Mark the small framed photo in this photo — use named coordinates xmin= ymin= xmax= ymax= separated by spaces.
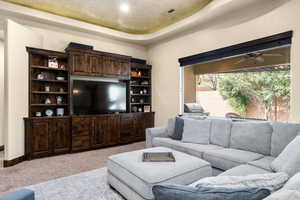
xmin=48 ymin=57 xmax=58 ymax=68
xmin=144 ymin=105 xmax=151 ymax=112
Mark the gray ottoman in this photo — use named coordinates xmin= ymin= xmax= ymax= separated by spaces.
xmin=107 ymin=147 xmax=212 ymax=200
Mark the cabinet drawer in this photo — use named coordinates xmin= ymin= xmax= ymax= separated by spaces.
xmin=72 ymin=135 xmax=90 ymax=152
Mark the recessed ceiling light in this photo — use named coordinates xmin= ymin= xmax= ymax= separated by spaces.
xmin=120 ymin=3 xmax=130 ymax=13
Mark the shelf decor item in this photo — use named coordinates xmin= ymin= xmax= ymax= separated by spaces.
xmin=37 ymin=73 xmax=45 ymax=80
xmin=35 ymin=112 xmax=42 ymax=117
xmin=48 ymin=57 xmax=58 ymax=68
xmin=138 ymin=108 xmax=143 ymax=112
xmin=45 ymin=98 xmax=51 ymax=104
xmin=143 ymin=89 xmax=148 ymax=94
xmin=132 ymin=106 xmax=138 ymax=112
xmin=56 ymin=108 xmax=64 ymax=116
xmin=45 ymin=86 xmax=50 ymax=92
xmin=59 ymin=64 xmax=66 ymax=70
xmin=144 ymin=105 xmax=151 ymax=113
xmin=56 ymin=76 xmax=65 ymax=81
xmin=59 ymin=88 xmax=64 ymax=92
xmin=56 ymin=96 xmax=63 ymax=104
xmin=141 ymin=80 xmax=149 ymax=85
xmin=45 ymin=109 xmax=54 ymax=117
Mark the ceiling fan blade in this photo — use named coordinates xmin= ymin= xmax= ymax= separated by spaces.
xmin=234 ymin=57 xmax=247 ymax=65
xmin=262 ymin=53 xmax=284 ymax=57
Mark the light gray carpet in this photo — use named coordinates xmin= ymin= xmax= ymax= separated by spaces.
xmin=26 ymin=168 xmax=124 ymax=200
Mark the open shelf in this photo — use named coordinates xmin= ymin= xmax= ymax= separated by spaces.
xmin=131 ymin=94 xmax=151 ymax=96
xmin=130 ymin=85 xmax=150 ymax=87
xmin=31 ymin=65 xmax=68 ymax=72
xmin=28 ymin=47 xmax=70 ymax=118
xmin=30 ymin=116 xmax=70 ymax=119
xmin=32 ymin=91 xmax=69 ymax=94
xmin=131 ymin=76 xmax=150 ymax=79
xmin=32 ymin=79 xmax=68 ymax=83
xmin=130 ymin=103 xmax=151 ymax=105
xmin=31 ymin=104 xmax=68 ymax=107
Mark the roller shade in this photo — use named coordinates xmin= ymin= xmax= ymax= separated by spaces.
xmin=179 ymin=31 xmax=293 ymax=67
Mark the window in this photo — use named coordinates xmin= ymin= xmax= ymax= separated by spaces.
xmin=182 ymin=45 xmax=291 ymax=122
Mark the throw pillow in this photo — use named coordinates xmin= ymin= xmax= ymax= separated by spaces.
xmin=271 ymin=135 xmax=300 ymax=177
xmin=195 ymin=172 xmax=289 ymax=192
xmin=152 ymin=184 xmax=270 ymax=200
xmin=167 ymin=117 xmax=176 ymax=137
xmin=169 ymin=117 xmax=184 ymax=140
xmin=181 ymin=119 xmax=211 ymax=144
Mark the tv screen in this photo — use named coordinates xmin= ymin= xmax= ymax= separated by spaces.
xmin=72 ymin=80 xmax=126 ymax=115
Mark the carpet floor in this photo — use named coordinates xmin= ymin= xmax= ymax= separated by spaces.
xmin=0 ymin=142 xmax=145 ymax=196
xmin=26 ymin=168 xmax=123 ymax=200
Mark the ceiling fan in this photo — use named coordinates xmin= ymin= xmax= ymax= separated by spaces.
xmin=234 ymin=52 xmax=285 ymax=65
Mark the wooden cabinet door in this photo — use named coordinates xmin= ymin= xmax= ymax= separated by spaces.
xmin=120 ymin=113 xmax=135 ymax=144
xmin=30 ymin=119 xmax=52 ymax=158
xmin=91 ymin=115 xmax=120 ymax=147
xmin=102 ymin=56 xmax=113 ymax=75
xmin=133 ymin=113 xmax=154 ymax=141
xmin=70 ymin=52 xmax=90 ymax=75
xmin=111 ymin=58 xmax=121 ymax=76
xmin=120 ymin=60 xmax=131 ymax=79
xmin=51 ymin=119 xmax=70 ymax=154
xmin=72 ymin=117 xmax=92 ymax=136
xmin=90 ymin=54 xmax=103 ymax=75
xmin=71 ymin=117 xmax=92 ymax=151
xmin=91 ymin=116 xmax=107 ymax=148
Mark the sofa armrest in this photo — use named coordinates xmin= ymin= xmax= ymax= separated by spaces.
xmin=146 ymin=127 xmax=169 ymax=148
xmin=0 ymin=189 xmax=34 ymax=200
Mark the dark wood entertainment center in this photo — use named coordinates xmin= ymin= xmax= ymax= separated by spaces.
xmin=24 ymin=45 xmax=154 ymax=160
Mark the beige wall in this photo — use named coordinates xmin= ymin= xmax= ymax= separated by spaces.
xmin=184 ymin=66 xmax=196 ymax=103
xmin=31 ymin=26 xmax=147 ymax=59
xmin=4 ymin=21 xmax=147 ymax=161
xmin=0 ymin=40 xmax=4 ymax=147
xmin=148 ymin=0 xmax=300 ymax=126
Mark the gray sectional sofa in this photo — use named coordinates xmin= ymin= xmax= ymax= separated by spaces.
xmin=146 ymin=116 xmax=300 ymax=196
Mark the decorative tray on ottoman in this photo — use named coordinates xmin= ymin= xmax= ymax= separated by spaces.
xmin=142 ymin=152 xmax=176 ymax=162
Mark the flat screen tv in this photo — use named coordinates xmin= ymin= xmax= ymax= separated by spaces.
xmin=72 ymin=80 xmax=127 ymax=115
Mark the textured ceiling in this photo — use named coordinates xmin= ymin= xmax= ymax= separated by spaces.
xmin=0 ymin=0 xmax=213 ymax=34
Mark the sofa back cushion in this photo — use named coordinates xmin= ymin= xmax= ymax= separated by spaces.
xmin=210 ymin=118 xmax=232 ymax=148
xmin=182 ymin=119 xmax=211 ymax=144
xmin=271 ymin=135 xmax=300 ymax=177
xmin=230 ymin=121 xmax=273 ymax=155
xmin=270 ymin=122 xmax=300 ymax=157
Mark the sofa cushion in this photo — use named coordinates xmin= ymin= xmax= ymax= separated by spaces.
xmin=210 ymin=118 xmax=232 ymax=148
xmin=152 ymin=137 xmax=223 ymax=158
xmin=271 ymin=122 xmax=300 ymax=157
xmin=264 ymin=189 xmax=300 ymax=200
xmin=271 ymin=135 xmax=300 ymax=177
xmin=230 ymin=121 xmax=273 ymax=155
xmin=264 ymin=172 xmax=300 ymax=200
xmin=203 ymin=148 xmax=264 ymax=170
xmin=195 ymin=171 xmax=288 ymax=192
xmin=248 ymin=156 xmax=275 ymax=171
xmin=284 ymin=172 xmax=300 ymax=191
xmin=107 ymin=147 xmax=212 ymax=200
xmin=182 ymin=119 xmax=211 ymax=144
xmin=219 ymin=165 xmax=272 ymax=177
xmin=152 ymin=184 xmax=270 ymax=200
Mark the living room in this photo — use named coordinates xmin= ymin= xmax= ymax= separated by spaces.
xmin=1 ymin=0 xmax=300 ymax=200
